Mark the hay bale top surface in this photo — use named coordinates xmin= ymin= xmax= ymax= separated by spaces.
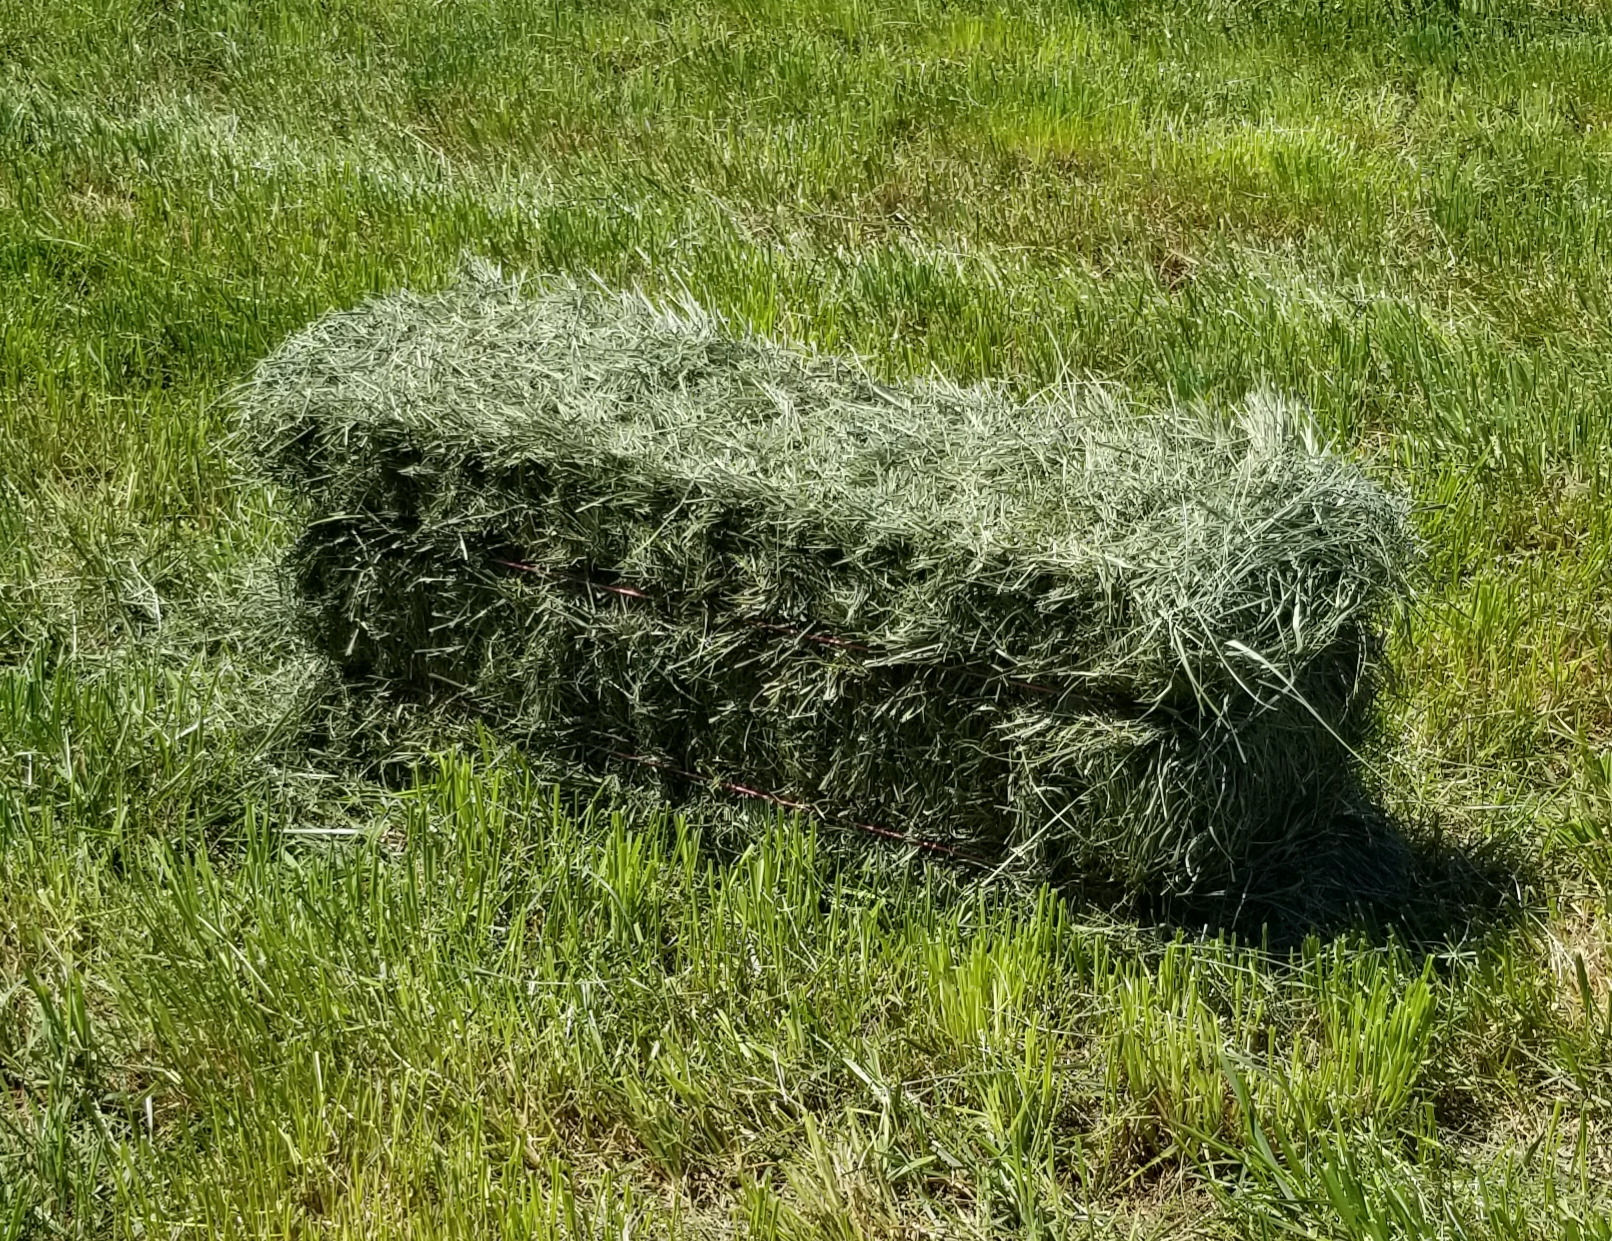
xmin=246 ymin=273 xmax=1411 ymax=704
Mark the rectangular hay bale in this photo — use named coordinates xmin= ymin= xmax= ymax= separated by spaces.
xmin=244 ymin=272 xmax=1413 ymax=891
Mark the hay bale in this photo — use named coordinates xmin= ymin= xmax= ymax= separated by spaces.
xmin=245 ymin=271 xmax=1413 ymax=891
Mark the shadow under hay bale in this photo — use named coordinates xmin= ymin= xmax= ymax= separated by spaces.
xmin=243 ymin=270 xmax=1416 ymax=896
xmin=1122 ymin=797 xmax=1524 ymax=950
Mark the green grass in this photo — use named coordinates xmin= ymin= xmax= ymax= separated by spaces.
xmin=1 ymin=0 xmax=1609 ymax=1235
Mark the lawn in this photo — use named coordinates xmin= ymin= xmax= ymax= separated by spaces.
xmin=2 ymin=0 xmax=1610 ymax=1236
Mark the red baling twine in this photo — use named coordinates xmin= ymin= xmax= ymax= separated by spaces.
xmin=493 ymin=557 xmax=991 ymax=866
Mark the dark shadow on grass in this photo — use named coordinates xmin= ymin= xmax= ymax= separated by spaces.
xmin=1100 ymin=795 xmax=1529 ymax=953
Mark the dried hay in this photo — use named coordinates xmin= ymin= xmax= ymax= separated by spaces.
xmin=243 ymin=271 xmax=1414 ymax=891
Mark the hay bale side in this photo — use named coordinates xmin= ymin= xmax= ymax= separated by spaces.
xmin=245 ymin=272 xmax=1414 ymax=891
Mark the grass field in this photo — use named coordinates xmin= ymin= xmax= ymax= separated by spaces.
xmin=2 ymin=0 xmax=1611 ymax=1235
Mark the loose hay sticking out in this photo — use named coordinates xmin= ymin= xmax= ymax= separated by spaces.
xmin=244 ymin=271 xmax=1414 ymax=892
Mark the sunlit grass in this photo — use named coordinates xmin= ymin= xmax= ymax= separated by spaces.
xmin=2 ymin=0 xmax=1610 ymax=1235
